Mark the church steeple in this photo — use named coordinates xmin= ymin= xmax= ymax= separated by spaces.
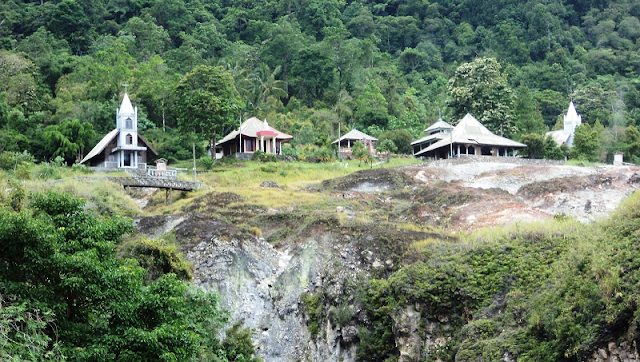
xmin=119 ymin=93 xmax=135 ymax=115
xmin=563 ymin=101 xmax=582 ymax=135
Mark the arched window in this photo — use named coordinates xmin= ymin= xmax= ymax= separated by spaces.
xmin=125 ymin=117 xmax=132 ymax=129
xmin=126 ymin=134 xmax=133 ymax=145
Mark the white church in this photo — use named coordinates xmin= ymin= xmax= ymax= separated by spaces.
xmin=81 ymin=92 xmax=157 ymax=168
xmin=546 ymin=101 xmax=582 ymax=147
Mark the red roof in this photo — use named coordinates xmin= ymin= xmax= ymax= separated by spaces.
xmin=256 ymin=130 xmax=278 ymax=136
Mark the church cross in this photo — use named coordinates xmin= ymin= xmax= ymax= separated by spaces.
xmin=122 ymin=83 xmax=129 ymax=93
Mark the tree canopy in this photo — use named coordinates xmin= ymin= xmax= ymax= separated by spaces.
xmin=0 ymin=0 xmax=639 ymax=162
xmin=0 ymin=191 xmax=259 ymax=361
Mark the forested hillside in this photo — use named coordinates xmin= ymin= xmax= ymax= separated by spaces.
xmin=1 ymin=0 xmax=640 ymax=163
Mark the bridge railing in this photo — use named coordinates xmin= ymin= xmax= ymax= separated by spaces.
xmin=146 ymin=169 xmax=177 ymax=178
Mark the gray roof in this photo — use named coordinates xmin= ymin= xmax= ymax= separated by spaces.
xmin=411 ymin=133 xmax=448 ymax=146
xmin=80 ymin=129 xmax=157 ymax=164
xmin=424 ymin=119 xmax=453 ymax=134
xmin=416 ymin=113 xmax=526 ymax=156
xmin=546 ymin=129 xmax=571 ymax=145
xmin=80 ymin=129 xmax=119 ymax=164
xmin=332 ymin=129 xmax=377 ymax=144
xmin=217 ymin=117 xmax=293 ymax=145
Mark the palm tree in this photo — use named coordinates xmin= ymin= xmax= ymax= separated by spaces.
xmin=218 ymin=60 xmax=255 ymax=111
xmin=251 ymin=63 xmax=288 ymax=111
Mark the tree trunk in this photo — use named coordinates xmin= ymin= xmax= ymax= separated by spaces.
xmin=162 ymin=99 xmax=166 ymax=132
xmin=210 ymin=136 xmax=216 ymax=160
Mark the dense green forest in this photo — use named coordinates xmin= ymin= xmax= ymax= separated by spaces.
xmin=1 ymin=0 xmax=640 ymax=163
xmin=0 ymin=190 xmax=261 ymax=361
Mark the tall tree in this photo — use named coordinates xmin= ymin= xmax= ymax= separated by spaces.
xmin=570 ymin=123 xmax=600 ymax=161
xmin=447 ymin=57 xmax=516 ymax=137
xmin=353 ymin=80 xmax=389 ymax=129
xmin=170 ymin=65 xmax=241 ymax=158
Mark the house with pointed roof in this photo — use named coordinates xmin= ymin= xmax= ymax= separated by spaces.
xmin=546 ymin=101 xmax=582 ymax=147
xmin=411 ymin=118 xmax=454 ymax=155
xmin=215 ymin=117 xmax=293 ymax=157
xmin=81 ymin=93 xmax=157 ymax=168
xmin=332 ymin=129 xmax=378 ymax=156
xmin=414 ymin=113 xmax=526 ymax=159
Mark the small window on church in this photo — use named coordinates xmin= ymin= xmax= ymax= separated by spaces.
xmin=126 ymin=134 xmax=133 ymax=145
xmin=125 ymin=118 xmax=132 ymax=129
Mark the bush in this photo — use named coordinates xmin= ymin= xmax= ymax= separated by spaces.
xmin=281 ymin=146 xmax=297 ymax=156
xmin=313 ymin=147 xmax=335 ymax=163
xmin=200 ymin=156 xmax=216 ymax=170
xmin=71 ymin=163 xmax=90 ymax=174
xmin=378 ymin=129 xmax=413 ymax=154
xmin=0 ymin=151 xmax=35 ymax=170
xmin=35 ymin=162 xmax=61 ymax=180
xmin=252 ymin=150 xmax=277 ymax=162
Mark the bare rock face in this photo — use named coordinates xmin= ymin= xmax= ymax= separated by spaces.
xmin=587 ymin=341 xmax=640 ymax=362
xmin=392 ymin=306 xmax=422 ymax=362
xmin=185 ymin=230 xmax=362 ymax=362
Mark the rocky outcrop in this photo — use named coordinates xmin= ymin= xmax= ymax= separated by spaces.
xmin=588 ymin=342 xmax=640 ymax=362
xmin=184 ymin=228 xmax=366 ymax=362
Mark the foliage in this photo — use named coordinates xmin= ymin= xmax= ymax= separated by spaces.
xmin=0 ymin=297 xmax=65 ymax=362
xmin=0 ymin=151 xmax=34 ymax=171
xmin=252 ymin=150 xmax=277 ymax=163
xmin=301 ymin=292 xmax=323 ymax=339
xmin=520 ymin=133 xmax=544 ymax=159
xmin=118 ymin=235 xmax=192 ymax=282
xmin=378 ymin=129 xmax=413 ymax=155
xmin=171 ymin=65 xmax=241 ymax=156
xmin=543 ymin=135 xmax=566 ymax=160
xmin=351 ymin=141 xmax=369 ymax=166
xmin=447 ymin=57 xmax=516 ymax=137
xmin=0 ymin=191 xmax=261 ymax=361
xmin=0 ymin=0 xmax=638 ymax=164
xmin=571 ymin=123 xmax=600 ymax=161
xmin=377 ymin=139 xmax=397 ymax=162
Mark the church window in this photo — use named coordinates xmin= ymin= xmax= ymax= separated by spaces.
xmin=126 ymin=134 xmax=133 ymax=145
xmin=126 ymin=118 xmax=133 ymax=129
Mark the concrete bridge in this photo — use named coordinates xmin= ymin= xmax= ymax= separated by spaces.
xmin=106 ymin=176 xmax=203 ymax=205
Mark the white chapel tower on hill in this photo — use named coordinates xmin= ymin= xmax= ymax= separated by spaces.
xmin=546 ymin=101 xmax=583 ymax=147
xmin=80 ymin=92 xmax=157 ymax=168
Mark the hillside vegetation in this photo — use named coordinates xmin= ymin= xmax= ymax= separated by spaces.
xmin=1 ymin=0 xmax=640 ymax=165
xmin=3 ymin=158 xmax=640 ymax=361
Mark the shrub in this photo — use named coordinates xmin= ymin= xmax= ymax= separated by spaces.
xmin=200 ymin=156 xmax=216 ymax=170
xmin=35 ymin=162 xmax=61 ymax=180
xmin=281 ymin=146 xmax=297 ymax=156
xmin=0 ymin=151 xmax=35 ymax=171
xmin=252 ymin=150 xmax=277 ymax=162
xmin=71 ymin=163 xmax=90 ymax=174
